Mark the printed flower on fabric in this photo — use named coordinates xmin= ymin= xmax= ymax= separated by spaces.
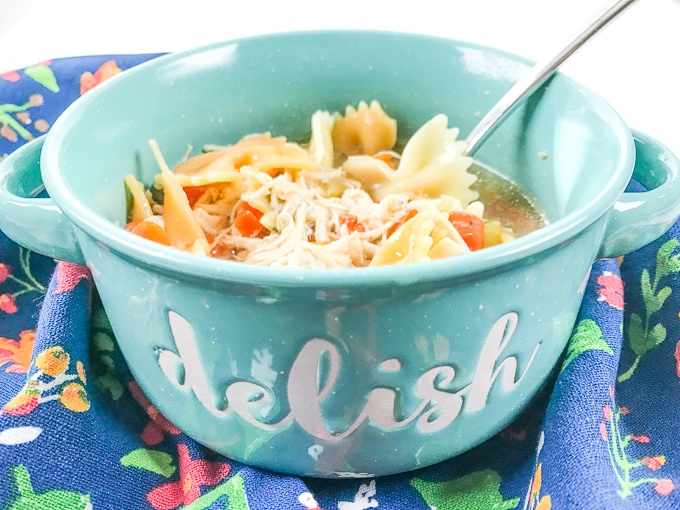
xmin=0 ymin=330 xmax=35 ymax=373
xmin=528 ymin=464 xmax=551 ymax=510
xmin=146 ymin=443 xmax=231 ymax=509
xmin=1 ymin=61 xmax=58 ymax=142
xmin=0 ymin=91 xmax=53 ymax=145
xmin=2 ymin=346 xmax=90 ymax=416
xmin=596 ymin=271 xmax=624 ymax=310
xmin=80 ymin=60 xmax=122 ymax=95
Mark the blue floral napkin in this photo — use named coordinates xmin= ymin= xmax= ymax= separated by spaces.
xmin=1 ymin=55 xmax=680 ymax=510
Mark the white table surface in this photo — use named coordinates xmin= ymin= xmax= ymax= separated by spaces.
xmin=2 ymin=0 xmax=679 ymax=154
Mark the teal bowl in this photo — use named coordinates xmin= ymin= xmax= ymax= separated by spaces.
xmin=1 ymin=31 xmax=680 ymax=477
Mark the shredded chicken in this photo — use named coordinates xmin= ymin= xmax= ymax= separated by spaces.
xmin=131 ymin=101 xmax=510 ymax=268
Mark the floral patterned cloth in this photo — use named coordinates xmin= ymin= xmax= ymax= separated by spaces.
xmin=1 ymin=55 xmax=680 ymax=509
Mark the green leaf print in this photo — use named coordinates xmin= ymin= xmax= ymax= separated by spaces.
xmin=120 ymin=448 xmax=176 ymax=478
xmin=656 ymin=238 xmax=680 ymax=278
xmin=183 ymin=473 xmax=249 ymax=510
xmin=561 ymin=319 xmax=614 ymax=372
xmin=627 ymin=313 xmax=646 ymax=356
xmin=2 ymin=465 xmax=91 ymax=510
xmin=410 ymin=469 xmax=519 ymax=510
xmin=23 ymin=65 xmax=60 ymax=93
xmin=619 ymin=238 xmax=680 ymax=382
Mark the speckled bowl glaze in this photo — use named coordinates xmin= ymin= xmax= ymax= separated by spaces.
xmin=1 ymin=31 xmax=680 ymax=477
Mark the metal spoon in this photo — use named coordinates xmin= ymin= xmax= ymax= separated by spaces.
xmin=464 ymin=0 xmax=640 ymax=156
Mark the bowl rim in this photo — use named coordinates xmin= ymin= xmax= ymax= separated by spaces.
xmin=41 ymin=29 xmax=635 ymax=287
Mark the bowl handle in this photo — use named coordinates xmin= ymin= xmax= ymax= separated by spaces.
xmin=598 ymin=130 xmax=680 ymax=259
xmin=0 ymin=136 xmax=85 ymax=265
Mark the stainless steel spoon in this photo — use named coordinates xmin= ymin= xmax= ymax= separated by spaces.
xmin=464 ymin=0 xmax=640 ymax=156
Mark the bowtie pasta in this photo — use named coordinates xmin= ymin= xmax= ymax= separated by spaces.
xmin=123 ymin=101 xmax=542 ymax=268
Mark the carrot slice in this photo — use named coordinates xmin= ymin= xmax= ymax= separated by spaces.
xmin=125 ymin=220 xmax=170 ymax=245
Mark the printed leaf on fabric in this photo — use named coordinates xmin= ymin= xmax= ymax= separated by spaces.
xmin=600 ymin=387 xmax=676 ymax=498
xmin=182 ymin=474 xmax=249 ymax=510
xmin=619 ymin=239 xmax=680 ymax=382
xmin=22 ymin=65 xmax=60 ymax=93
xmin=0 ymin=250 xmax=48 ymax=315
xmin=1 ymin=465 xmax=91 ymax=509
xmin=120 ymin=448 xmax=177 ymax=478
xmin=561 ymin=319 xmax=614 ymax=372
xmin=410 ymin=469 xmax=520 ymax=509
xmin=90 ymin=307 xmax=125 ymax=401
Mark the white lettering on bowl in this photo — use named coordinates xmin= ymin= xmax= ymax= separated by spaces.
xmin=157 ymin=311 xmax=539 ymax=439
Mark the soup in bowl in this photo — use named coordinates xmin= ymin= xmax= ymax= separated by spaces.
xmin=123 ymin=101 xmax=547 ymax=267
xmin=1 ymin=31 xmax=679 ymax=477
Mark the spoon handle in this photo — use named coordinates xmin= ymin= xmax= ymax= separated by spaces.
xmin=464 ymin=0 xmax=641 ymax=156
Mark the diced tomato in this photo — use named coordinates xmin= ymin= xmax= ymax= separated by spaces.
xmin=210 ymin=242 xmax=232 ymax=259
xmin=339 ymin=214 xmax=365 ymax=233
xmin=234 ymin=202 xmax=268 ymax=238
xmin=241 ymin=202 xmax=264 ymax=219
xmin=183 ymin=185 xmax=207 ymax=208
xmin=125 ymin=220 xmax=170 ymax=245
xmin=448 ymin=211 xmax=485 ymax=251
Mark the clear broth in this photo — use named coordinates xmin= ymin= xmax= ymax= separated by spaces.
xmin=470 ymin=162 xmax=548 ymax=237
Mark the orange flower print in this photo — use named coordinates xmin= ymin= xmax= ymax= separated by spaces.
xmin=0 ymin=330 xmax=35 ymax=373
xmin=59 ymin=382 xmax=91 ymax=412
xmin=80 ymin=60 xmax=122 ymax=95
xmin=35 ymin=346 xmax=70 ymax=377
xmin=640 ymin=456 xmax=666 ymax=471
xmin=1 ymin=345 xmax=90 ymax=416
xmin=528 ymin=463 xmax=551 ymax=510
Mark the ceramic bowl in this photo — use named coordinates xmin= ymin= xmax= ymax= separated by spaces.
xmin=1 ymin=31 xmax=680 ymax=477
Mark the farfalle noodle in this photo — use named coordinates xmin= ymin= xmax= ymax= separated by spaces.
xmin=123 ymin=101 xmax=528 ymax=268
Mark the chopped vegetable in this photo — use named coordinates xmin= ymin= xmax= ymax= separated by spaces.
xmin=234 ymin=203 xmax=268 ymax=238
xmin=183 ymin=185 xmax=207 ymax=208
xmin=125 ymin=220 xmax=169 ymax=245
xmin=448 ymin=211 xmax=485 ymax=251
xmin=149 ymin=140 xmax=211 ymax=256
xmin=124 ymin=174 xmax=153 ymax=222
xmin=339 ymin=214 xmax=366 ymax=233
xmin=124 ymin=103 xmax=542 ymax=268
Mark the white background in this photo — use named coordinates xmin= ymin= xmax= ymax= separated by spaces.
xmin=2 ymin=0 xmax=679 ymax=153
